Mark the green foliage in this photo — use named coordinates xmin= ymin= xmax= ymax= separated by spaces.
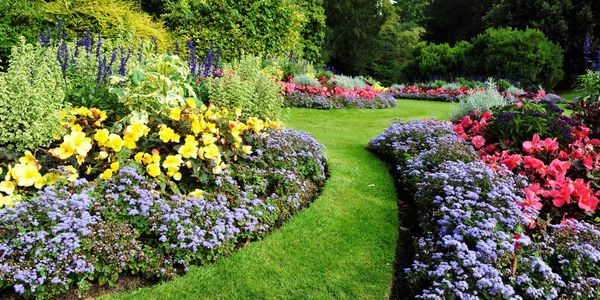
xmin=451 ymin=81 xmax=507 ymax=118
xmin=368 ymin=1 xmax=425 ymax=85
xmin=294 ymin=0 xmax=327 ymax=63
xmin=403 ymin=41 xmax=472 ymax=80
xmin=261 ymin=55 xmax=316 ymax=81
xmin=488 ymin=100 xmax=575 ymax=146
xmin=162 ymin=0 xmax=316 ymax=61
xmin=572 ymin=70 xmax=600 ymax=136
xmin=576 ymin=70 xmax=600 ymax=102
xmin=205 ymin=55 xmax=283 ymax=120
xmin=324 ymin=0 xmax=387 ymax=75
xmin=423 ymin=0 xmax=495 ymax=43
xmin=485 ymin=0 xmax=600 ymax=83
xmin=43 ymin=0 xmax=172 ymax=50
xmin=330 ymin=75 xmax=367 ymax=89
xmin=0 ymin=0 xmax=46 ymax=69
xmin=470 ymin=27 xmax=564 ymax=89
xmin=292 ymin=74 xmax=321 ymax=87
xmin=0 ymin=40 xmax=67 ymax=160
xmin=109 ymin=53 xmax=196 ymax=123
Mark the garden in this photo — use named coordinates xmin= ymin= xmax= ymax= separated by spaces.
xmin=1 ymin=0 xmax=600 ymax=299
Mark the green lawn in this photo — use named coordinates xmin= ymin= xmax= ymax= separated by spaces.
xmin=558 ymin=89 xmax=583 ymax=102
xmin=104 ymin=100 xmax=454 ymax=300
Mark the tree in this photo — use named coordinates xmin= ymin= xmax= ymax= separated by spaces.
xmin=485 ymin=0 xmax=599 ymax=84
xmin=324 ymin=0 xmax=387 ymax=75
xmin=422 ymin=0 xmax=495 ymax=44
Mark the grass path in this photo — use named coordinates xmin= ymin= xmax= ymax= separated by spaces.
xmin=105 ymin=100 xmax=453 ymax=300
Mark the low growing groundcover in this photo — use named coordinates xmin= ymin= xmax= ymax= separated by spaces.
xmin=103 ymin=101 xmax=453 ymax=299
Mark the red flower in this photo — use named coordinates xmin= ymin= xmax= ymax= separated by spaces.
xmin=502 ymin=154 xmax=523 ymax=171
xmin=521 ymin=184 xmax=543 ymax=210
xmin=523 ymin=134 xmax=540 ymax=153
xmin=584 ymin=157 xmax=594 ymax=170
xmin=471 ymin=135 xmax=486 ymax=149
xmin=523 ymin=156 xmax=545 ymax=172
xmin=548 ymin=159 xmax=571 ymax=178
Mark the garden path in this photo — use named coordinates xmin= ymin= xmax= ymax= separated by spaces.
xmin=105 ymin=101 xmax=453 ymax=299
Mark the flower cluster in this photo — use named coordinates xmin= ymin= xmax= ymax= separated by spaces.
xmin=369 ymin=119 xmax=600 ymax=299
xmin=0 ymin=123 xmax=328 ymax=298
xmin=280 ymin=75 xmax=396 ymax=109
xmin=453 ymin=104 xmax=600 ymax=219
xmin=0 ymin=103 xmax=283 ymax=205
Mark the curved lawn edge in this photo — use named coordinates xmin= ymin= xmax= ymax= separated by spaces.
xmin=103 ymin=101 xmax=453 ymax=300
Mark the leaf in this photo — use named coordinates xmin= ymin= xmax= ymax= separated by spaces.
xmin=131 ymin=70 xmax=145 ymax=85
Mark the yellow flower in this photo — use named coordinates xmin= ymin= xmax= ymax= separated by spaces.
xmin=185 ymin=98 xmax=197 ymax=109
xmin=158 ymin=126 xmax=181 ymax=143
xmin=19 ymin=151 xmax=37 ymax=165
xmin=242 ymin=145 xmax=252 ymax=155
xmin=53 ymin=131 xmax=92 ymax=160
xmin=71 ymin=124 xmax=83 ymax=132
xmin=270 ymin=120 xmax=283 ymax=130
xmin=100 ymin=169 xmax=113 ymax=180
xmin=247 ymin=117 xmax=265 ymax=133
xmin=110 ymin=161 xmax=120 ymax=172
xmin=0 ymin=180 xmax=15 ymax=195
xmin=201 ymin=144 xmax=221 ymax=160
xmin=201 ymin=134 xmax=218 ymax=146
xmin=212 ymin=164 xmax=223 ymax=174
xmin=163 ymin=155 xmax=183 ymax=171
xmin=11 ymin=163 xmax=42 ymax=187
xmin=64 ymin=166 xmax=79 ymax=181
xmin=169 ymin=108 xmax=182 ymax=121
xmin=188 ymin=189 xmax=204 ymax=198
xmin=106 ymin=134 xmax=124 ymax=152
xmin=172 ymin=172 xmax=182 ymax=181
xmin=178 ymin=136 xmax=199 ymax=159
xmin=134 ymin=152 xmax=144 ymax=164
xmin=98 ymin=151 xmax=109 ymax=160
xmin=146 ymin=163 xmax=161 ymax=177
xmin=0 ymin=194 xmax=17 ymax=207
xmin=94 ymin=129 xmax=110 ymax=146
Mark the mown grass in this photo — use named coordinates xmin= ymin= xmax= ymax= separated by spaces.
xmin=104 ymin=100 xmax=454 ymax=300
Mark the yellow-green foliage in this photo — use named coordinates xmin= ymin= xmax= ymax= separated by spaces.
xmin=43 ymin=0 xmax=171 ymax=50
xmin=206 ymin=55 xmax=283 ymax=120
xmin=0 ymin=39 xmax=67 ymax=160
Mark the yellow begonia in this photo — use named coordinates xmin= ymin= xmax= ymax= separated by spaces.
xmin=107 ymin=134 xmax=124 ymax=152
xmin=158 ymin=126 xmax=181 ymax=143
xmin=247 ymin=117 xmax=265 ymax=133
xmin=201 ymin=134 xmax=217 ymax=146
xmin=242 ymin=145 xmax=252 ymax=155
xmin=98 ymin=151 xmax=109 ymax=160
xmin=0 ymin=194 xmax=18 ymax=207
xmin=185 ymin=98 xmax=197 ymax=109
xmin=123 ymin=122 xmax=150 ymax=150
xmin=11 ymin=163 xmax=42 ymax=187
xmin=64 ymin=166 xmax=79 ymax=181
xmin=201 ymin=144 xmax=221 ymax=160
xmin=134 ymin=152 xmax=144 ymax=164
xmin=0 ymin=180 xmax=15 ymax=195
xmin=146 ymin=163 xmax=161 ymax=177
xmin=100 ymin=169 xmax=113 ymax=180
xmin=169 ymin=108 xmax=182 ymax=121
xmin=19 ymin=151 xmax=37 ymax=165
xmin=188 ymin=189 xmax=204 ymax=198
xmin=94 ymin=129 xmax=110 ymax=146
xmin=178 ymin=136 xmax=199 ymax=159
xmin=110 ymin=161 xmax=120 ymax=172
xmin=52 ymin=131 xmax=92 ymax=160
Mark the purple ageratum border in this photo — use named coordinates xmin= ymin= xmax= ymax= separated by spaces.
xmin=284 ymin=92 xmax=397 ymax=109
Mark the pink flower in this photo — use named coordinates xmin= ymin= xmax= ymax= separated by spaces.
xmin=502 ymin=154 xmax=523 ymax=171
xmin=521 ymin=183 xmax=544 ymax=210
xmin=471 ymin=135 xmax=486 ymax=149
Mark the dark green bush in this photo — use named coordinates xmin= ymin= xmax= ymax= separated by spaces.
xmin=403 ymin=28 xmax=564 ymax=89
xmin=0 ymin=0 xmax=46 ymax=69
xmin=470 ymin=27 xmax=564 ymax=89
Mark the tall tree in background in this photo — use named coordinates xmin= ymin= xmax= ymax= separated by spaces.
xmin=422 ymin=0 xmax=495 ymax=43
xmin=485 ymin=0 xmax=599 ymax=83
xmin=324 ymin=0 xmax=387 ymax=75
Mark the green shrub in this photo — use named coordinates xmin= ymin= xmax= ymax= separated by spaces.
xmin=0 ymin=0 xmax=46 ymax=69
xmin=0 ymin=40 xmax=67 ymax=161
xmin=470 ymin=28 xmax=564 ymax=89
xmin=331 ymin=75 xmax=367 ymax=89
xmin=292 ymin=74 xmax=321 ymax=87
xmin=205 ymin=55 xmax=283 ymax=120
xmin=451 ymin=81 xmax=507 ymax=118
xmin=404 ymin=41 xmax=472 ymax=80
xmin=294 ymin=0 xmax=326 ymax=63
xmin=162 ymin=0 xmax=312 ymax=61
xmin=43 ymin=0 xmax=172 ymax=50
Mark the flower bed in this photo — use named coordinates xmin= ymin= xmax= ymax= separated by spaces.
xmin=369 ymin=119 xmax=600 ymax=299
xmin=280 ymin=76 xmax=397 ymax=109
xmin=390 ymin=84 xmax=555 ymax=103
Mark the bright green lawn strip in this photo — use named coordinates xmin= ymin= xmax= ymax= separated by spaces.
xmin=558 ymin=89 xmax=583 ymax=102
xmin=104 ymin=100 xmax=453 ymax=300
